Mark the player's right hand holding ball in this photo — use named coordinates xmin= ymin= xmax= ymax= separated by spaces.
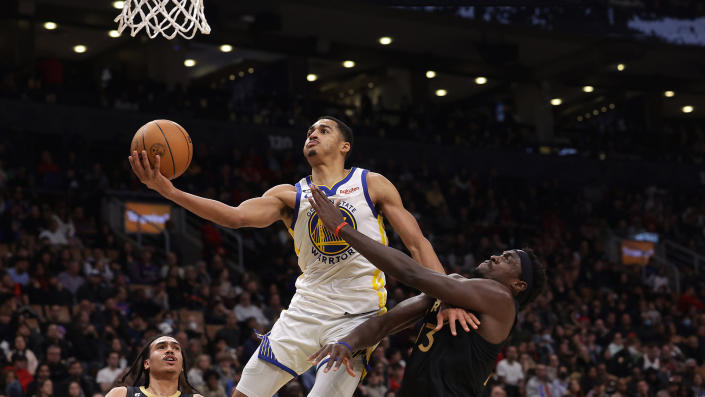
xmin=128 ymin=151 xmax=174 ymax=197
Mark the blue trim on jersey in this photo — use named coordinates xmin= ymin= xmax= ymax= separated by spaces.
xmin=306 ymin=167 xmax=358 ymax=197
xmin=291 ymin=182 xmax=302 ymax=229
xmin=257 ymin=332 xmax=298 ymax=378
xmin=360 ymin=169 xmax=377 ymax=217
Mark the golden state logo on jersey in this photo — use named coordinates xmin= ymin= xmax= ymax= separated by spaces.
xmin=308 ymin=204 xmax=358 ymax=259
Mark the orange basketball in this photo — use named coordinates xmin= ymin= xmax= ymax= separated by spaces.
xmin=130 ymin=119 xmax=193 ymax=180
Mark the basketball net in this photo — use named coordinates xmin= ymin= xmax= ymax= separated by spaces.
xmin=114 ymin=0 xmax=211 ymax=40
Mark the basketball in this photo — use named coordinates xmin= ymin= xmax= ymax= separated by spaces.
xmin=130 ymin=119 xmax=193 ymax=180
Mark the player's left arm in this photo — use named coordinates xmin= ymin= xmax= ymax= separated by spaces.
xmin=367 ymin=172 xmax=478 ymax=335
xmin=367 ymin=172 xmax=444 ymax=272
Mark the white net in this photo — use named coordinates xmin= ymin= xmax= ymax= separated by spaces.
xmin=114 ymin=0 xmax=211 ymax=40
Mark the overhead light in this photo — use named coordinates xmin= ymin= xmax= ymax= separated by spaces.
xmin=617 ymin=63 xmax=625 ymax=71
xmin=609 ymin=103 xmax=615 ymax=109
xmin=43 ymin=22 xmax=57 ymax=30
xmin=475 ymin=76 xmax=487 ymax=85
xmin=238 ymin=71 xmax=245 ymax=77
xmin=577 ymin=115 xmax=583 ymax=122
xmin=112 ymin=1 xmax=125 ymax=9
xmin=229 ymin=74 xmax=235 ymax=81
xmin=664 ymin=90 xmax=675 ymax=97
xmin=378 ymin=36 xmax=393 ymax=45
xmin=306 ymin=74 xmax=318 ymax=82
xmin=592 ymin=109 xmax=599 ymax=116
xmin=426 ymin=70 xmax=436 ymax=79
xmin=248 ymin=67 xmax=254 ymax=74
xmin=342 ymin=60 xmax=355 ymax=68
xmin=108 ymin=30 xmax=120 ymax=38
xmin=73 ymin=45 xmax=87 ymax=53
xmin=550 ymin=98 xmax=562 ymax=106
xmin=682 ymin=105 xmax=694 ymax=113
xmin=184 ymin=59 xmax=196 ymax=67
xmin=601 ymin=106 xmax=607 ymax=112
xmin=585 ymin=113 xmax=591 ymax=119
xmin=435 ymin=89 xmax=447 ymax=97
xmin=219 ymin=44 xmax=233 ymax=53
xmin=348 ymin=89 xmax=355 ymax=95
xmin=582 ymin=85 xmax=594 ymax=93
xmin=368 ymin=82 xmax=374 ymax=88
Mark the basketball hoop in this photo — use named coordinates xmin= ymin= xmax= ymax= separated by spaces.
xmin=114 ymin=0 xmax=211 ymax=40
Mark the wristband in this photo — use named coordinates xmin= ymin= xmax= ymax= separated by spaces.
xmin=334 ymin=222 xmax=349 ymax=237
xmin=337 ymin=341 xmax=353 ymax=353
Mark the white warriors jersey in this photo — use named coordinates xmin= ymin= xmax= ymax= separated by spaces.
xmin=288 ymin=167 xmax=388 ymax=317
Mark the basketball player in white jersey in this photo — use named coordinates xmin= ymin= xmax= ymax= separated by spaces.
xmin=128 ymin=116 xmax=478 ymax=397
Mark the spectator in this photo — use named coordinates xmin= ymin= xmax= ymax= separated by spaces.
xmin=233 ymin=292 xmax=268 ymax=327
xmin=262 ymin=293 xmax=285 ymax=325
xmin=526 ymin=364 xmax=556 ymax=397
xmin=357 ymin=371 xmax=387 ymax=397
xmin=44 ymin=345 xmax=67 ymax=383
xmin=639 ymin=345 xmax=660 ymax=371
xmin=38 ymin=218 xmax=68 ymax=246
xmin=128 ymin=250 xmax=160 ymax=285
xmin=55 ymin=361 xmax=95 ymax=397
xmin=32 ymin=378 xmax=52 ymax=397
xmin=66 ymin=381 xmax=83 ymax=397
xmin=95 ymin=352 xmax=122 ymax=393
xmin=186 ymin=354 xmax=211 ymax=390
xmin=3 ymin=354 xmax=32 ymax=393
xmin=75 ymin=271 xmax=111 ymax=303
xmin=26 ymin=364 xmax=51 ymax=397
xmin=496 ymin=346 xmax=523 ymax=397
xmin=56 ymin=262 xmax=84 ymax=296
xmin=200 ymin=370 xmax=226 ymax=397
xmin=566 ymin=379 xmax=585 ymax=397
xmin=6 ymin=335 xmax=37 ymax=375
xmin=636 ymin=380 xmax=650 ymax=397
xmin=7 ymin=256 xmax=29 ymax=287
xmin=387 ymin=362 xmax=404 ymax=393
xmin=214 ymin=313 xmax=240 ymax=350
xmin=4 ymin=370 xmax=24 ymax=397
xmin=607 ymin=333 xmax=624 ymax=355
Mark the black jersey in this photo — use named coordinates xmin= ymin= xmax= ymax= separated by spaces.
xmin=125 ymin=386 xmax=193 ymax=397
xmin=398 ymin=299 xmax=509 ymax=397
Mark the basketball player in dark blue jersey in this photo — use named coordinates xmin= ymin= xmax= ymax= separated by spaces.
xmin=307 ymin=185 xmax=547 ymax=397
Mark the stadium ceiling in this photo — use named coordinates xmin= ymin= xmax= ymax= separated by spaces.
xmin=9 ymin=0 xmax=705 ymax=102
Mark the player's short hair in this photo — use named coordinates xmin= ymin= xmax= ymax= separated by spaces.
xmin=317 ymin=115 xmax=354 ymax=161
xmin=515 ymin=248 xmax=546 ymax=309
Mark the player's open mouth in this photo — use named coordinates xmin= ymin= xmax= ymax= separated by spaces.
xmin=164 ymin=356 xmax=177 ymax=362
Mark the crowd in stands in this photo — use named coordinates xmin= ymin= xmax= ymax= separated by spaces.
xmin=2 ymin=55 xmax=705 ymax=166
xmin=0 ymin=111 xmax=704 ymax=397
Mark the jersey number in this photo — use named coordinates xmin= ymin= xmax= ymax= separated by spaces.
xmin=416 ymin=323 xmax=437 ymax=352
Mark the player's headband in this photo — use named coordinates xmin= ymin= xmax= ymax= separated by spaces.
xmin=516 ymin=249 xmax=533 ymax=292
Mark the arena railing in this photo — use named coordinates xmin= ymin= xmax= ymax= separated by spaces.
xmin=663 ymin=240 xmax=704 ymax=278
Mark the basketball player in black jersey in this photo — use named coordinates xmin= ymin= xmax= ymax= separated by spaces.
xmin=105 ymin=336 xmax=202 ymax=397
xmin=307 ymin=185 xmax=547 ymax=397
